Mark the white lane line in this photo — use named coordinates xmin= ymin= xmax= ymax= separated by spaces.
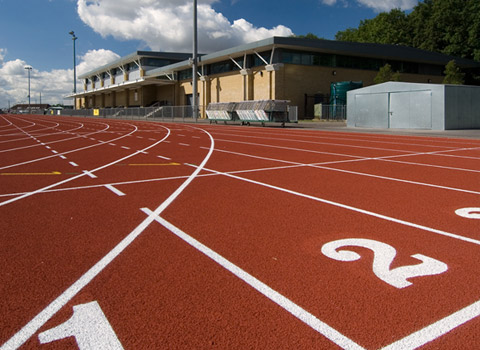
xmin=157 ymin=155 xmax=171 ymax=160
xmin=59 ymin=155 xmax=67 ymax=160
xmin=192 ymin=136 xmax=201 ymax=139
xmin=216 ymin=138 xmax=480 ymax=175
xmin=179 ymin=143 xmax=190 ymax=147
xmin=109 ymin=143 xmax=116 ymax=146
xmin=194 ymin=165 xmax=480 ymax=247
xmin=51 ymin=150 xmax=58 ymax=154
xmin=204 ymin=147 xmax=480 ymax=196
xmin=69 ymin=161 xmax=79 ymax=167
xmin=121 ymin=146 xmax=130 ymax=150
xmin=82 ymin=170 xmax=97 ymax=179
xmin=381 ymin=299 xmax=480 ymax=350
xmin=145 ymin=213 xmax=364 ymax=350
xmin=1 ymin=126 xmax=214 ymax=350
xmin=45 ymin=146 xmax=51 ymax=149
xmin=104 ymin=184 xmax=126 ymax=197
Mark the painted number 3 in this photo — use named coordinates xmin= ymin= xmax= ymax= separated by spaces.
xmin=321 ymin=238 xmax=448 ymax=289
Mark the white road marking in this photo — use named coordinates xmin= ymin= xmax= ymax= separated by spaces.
xmin=179 ymin=143 xmax=190 ymax=146
xmin=38 ymin=301 xmax=124 ymax=350
xmin=82 ymin=170 xmax=97 ymax=179
xmin=145 ymin=213 xmax=364 ymax=350
xmin=51 ymin=150 xmax=58 ymax=154
xmin=193 ymin=165 xmax=480 ymax=247
xmin=157 ymin=155 xmax=171 ymax=160
xmin=104 ymin=184 xmax=126 ymax=197
xmin=381 ymin=299 xmax=480 ymax=349
xmin=69 ymin=162 xmax=79 ymax=167
xmin=0 ymin=126 xmax=213 ymax=350
xmin=455 ymin=208 xmax=480 ymax=219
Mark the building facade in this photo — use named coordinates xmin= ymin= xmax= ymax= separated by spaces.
xmin=74 ymin=37 xmax=480 ymax=119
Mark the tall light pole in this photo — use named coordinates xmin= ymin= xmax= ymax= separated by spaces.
xmin=192 ymin=0 xmax=198 ymax=120
xmin=24 ymin=65 xmax=32 ymax=113
xmin=69 ymin=31 xmax=78 ymax=109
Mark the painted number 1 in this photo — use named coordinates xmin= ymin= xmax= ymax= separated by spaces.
xmin=38 ymin=301 xmax=124 ymax=350
xmin=321 ymin=238 xmax=448 ymax=289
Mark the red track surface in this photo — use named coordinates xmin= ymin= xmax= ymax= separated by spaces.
xmin=1 ymin=114 xmax=480 ymax=349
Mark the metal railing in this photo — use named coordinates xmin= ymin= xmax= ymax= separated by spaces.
xmin=314 ymin=104 xmax=347 ymax=121
xmin=60 ymin=106 xmax=203 ymax=122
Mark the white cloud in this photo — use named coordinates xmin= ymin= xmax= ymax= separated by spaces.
xmin=322 ymin=0 xmax=418 ymax=11
xmin=0 ymin=49 xmax=119 ymax=109
xmin=77 ymin=0 xmax=293 ymax=53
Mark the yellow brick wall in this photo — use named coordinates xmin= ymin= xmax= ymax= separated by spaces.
xmin=275 ymin=64 xmax=445 ymax=119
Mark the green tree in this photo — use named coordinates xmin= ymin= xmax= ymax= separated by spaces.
xmin=335 ymin=0 xmax=480 ymax=62
xmin=374 ymin=64 xmax=400 ymax=84
xmin=335 ymin=9 xmax=411 ymax=46
xmin=443 ymin=60 xmax=465 ymax=84
xmin=292 ymin=33 xmax=325 ymax=40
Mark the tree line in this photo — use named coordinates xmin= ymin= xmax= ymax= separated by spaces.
xmin=334 ymin=0 xmax=480 ymax=62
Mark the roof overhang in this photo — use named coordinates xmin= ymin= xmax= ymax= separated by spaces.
xmin=66 ymin=77 xmax=175 ymax=99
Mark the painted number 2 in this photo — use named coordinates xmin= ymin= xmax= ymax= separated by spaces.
xmin=38 ymin=301 xmax=124 ymax=350
xmin=321 ymin=238 xmax=448 ymax=289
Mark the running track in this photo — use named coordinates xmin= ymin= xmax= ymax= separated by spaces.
xmin=1 ymin=114 xmax=480 ymax=349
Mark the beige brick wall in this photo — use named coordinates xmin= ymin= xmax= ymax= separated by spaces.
xmin=274 ymin=64 xmax=445 ymax=119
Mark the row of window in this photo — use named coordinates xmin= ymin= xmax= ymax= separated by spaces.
xmin=86 ymin=48 xmax=445 ymax=84
xmin=177 ymin=49 xmax=444 ymax=80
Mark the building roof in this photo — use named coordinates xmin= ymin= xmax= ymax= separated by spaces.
xmin=79 ymin=36 xmax=480 ymax=82
xmin=79 ymin=51 xmax=193 ymax=79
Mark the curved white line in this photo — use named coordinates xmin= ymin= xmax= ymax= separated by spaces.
xmin=0 ymin=121 xmax=123 ymax=170
xmin=0 ymin=126 xmax=215 ymax=350
xmin=0 ymin=122 xmax=163 ymax=206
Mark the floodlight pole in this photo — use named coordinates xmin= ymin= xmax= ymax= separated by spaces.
xmin=192 ymin=0 xmax=198 ymax=121
xmin=69 ymin=31 xmax=78 ymax=108
xmin=24 ymin=65 xmax=32 ymax=113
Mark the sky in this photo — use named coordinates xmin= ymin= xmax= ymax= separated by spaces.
xmin=0 ymin=0 xmax=420 ymax=108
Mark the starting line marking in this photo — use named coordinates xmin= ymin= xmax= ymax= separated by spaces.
xmin=83 ymin=170 xmax=97 ymax=179
xmin=104 ymin=184 xmax=126 ymax=197
xmin=143 ymin=211 xmax=364 ymax=350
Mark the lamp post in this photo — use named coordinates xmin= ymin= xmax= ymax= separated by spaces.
xmin=24 ymin=65 xmax=32 ymax=113
xmin=69 ymin=31 xmax=78 ymax=109
xmin=192 ymin=0 xmax=198 ymax=121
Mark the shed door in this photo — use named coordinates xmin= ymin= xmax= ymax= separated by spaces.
xmin=389 ymin=91 xmax=432 ymax=129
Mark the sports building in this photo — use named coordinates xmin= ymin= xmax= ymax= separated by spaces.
xmin=73 ymin=36 xmax=480 ymax=119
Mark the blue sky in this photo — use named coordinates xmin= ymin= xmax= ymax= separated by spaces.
xmin=0 ymin=0 xmax=420 ymax=107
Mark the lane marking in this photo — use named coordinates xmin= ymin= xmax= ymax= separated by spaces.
xmin=192 ymin=165 xmax=480 ymax=246
xmin=146 ymin=213 xmax=364 ymax=349
xmin=455 ymin=208 xmax=480 ymax=219
xmin=0 ymin=126 xmax=213 ymax=350
xmin=51 ymin=150 xmax=58 ymax=154
xmin=59 ymin=155 xmax=67 ymax=160
xmin=69 ymin=162 xmax=79 ymax=167
xmin=202 ymin=147 xmax=480 ymax=197
xmin=1 ymin=171 xmax=61 ymax=176
xmin=82 ymin=170 xmax=97 ymax=179
xmin=157 ymin=155 xmax=171 ymax=160
xmin=179 ymin=143 xmax=190 ymax=146
xmin=45 ymin=146 xmax=51 ymax=149
xmin=127 ymin=163 xmax=180 ymax=166
xmin=38 ymin=301 xmax=124 ymax=350
xmin=381 ymin=299 xmax=480 ymax=350
xmin=121 ymin=146 xmax=130 ymax=150
xmin=104 ymin=184 xmax=126 ymax=197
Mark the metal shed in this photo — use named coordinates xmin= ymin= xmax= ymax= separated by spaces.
xmin=347 ymin=82 xmax=480 ymax=130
